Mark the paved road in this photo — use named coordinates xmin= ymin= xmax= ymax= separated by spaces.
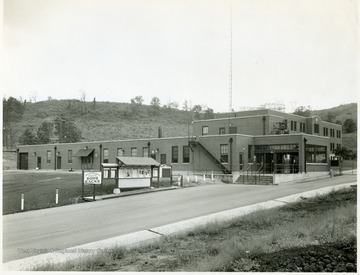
xmin=3 ymin=174 xmax=356 ymax=263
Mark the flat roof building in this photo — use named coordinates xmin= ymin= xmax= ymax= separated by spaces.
xmin=17 ymin=109 xmax=342 ymax=183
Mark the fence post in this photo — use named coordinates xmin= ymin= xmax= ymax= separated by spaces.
xmin=187 ymin=175 xmax=190 ymax=183
xmin=181 ymin=175 xmax=183 ymax=187
xmin=203 ymin=174 xmax=206 ymax=182
xmin=195 ymin=174 xmax=198 ymax=183
xmin=21 ymin=194 xmax=24 ymax=211
xmin=211 ymin=171 xmax=214 ymax=181
xmin=55 ymin=188 xmax=59 ymax=204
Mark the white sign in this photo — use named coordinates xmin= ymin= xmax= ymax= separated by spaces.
xmin=84 ymin=171 xmax=102 ymax=185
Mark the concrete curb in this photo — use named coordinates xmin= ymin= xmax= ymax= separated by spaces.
xmin=3 ymin=182 xmax=356 ymax=271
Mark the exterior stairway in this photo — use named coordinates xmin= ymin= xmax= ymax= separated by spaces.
xmin=189 ymin=139 xmax=231 ymax=174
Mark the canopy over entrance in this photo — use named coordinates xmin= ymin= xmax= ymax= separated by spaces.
xmin=74 ymin=148 xmax=94 ymax=157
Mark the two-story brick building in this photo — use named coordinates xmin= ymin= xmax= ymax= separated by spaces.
xmin=16 ymin=109 xmax=342 ymax=182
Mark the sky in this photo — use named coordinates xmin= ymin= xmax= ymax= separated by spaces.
xmin=1 ymin=0 xmax=358 ymax=113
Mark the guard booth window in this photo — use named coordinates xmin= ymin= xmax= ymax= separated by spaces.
xmin=103 ymin=148 xmax=109 ymax=163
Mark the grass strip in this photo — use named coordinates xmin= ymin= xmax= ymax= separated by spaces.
xmin=32 ymin=187 xmax=357 ymax=272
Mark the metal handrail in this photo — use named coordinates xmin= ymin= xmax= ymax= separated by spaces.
xmin=254 ymin=164 xmax=263 ymax=184
xmin=242 ymin=163 xmax=253 ymax=184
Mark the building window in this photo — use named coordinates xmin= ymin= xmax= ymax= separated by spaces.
xmin=336 ymin=130 xmax=341 ymax=138
xmin=131 ymin=147 xmax=137 ymax=157
xmin=202 ymin=126 xmax=209 ymax=135
xmin=142 ymin=147 xmax=149 ymax=157
xmin=103 ymin=148 xmax=109 ymax=163
xmin=47 ymin=150 xmax=51 ymax=163
xmin=336 ymin=144 xmax=341 ymax=149
xmin=117 ymin=148 xmax=124 ymax=157
xmin=306 ymin=145 xmax=327 ymax=163
xmin=220 ymin=144 xmax=229 ymax=163
xmin=183 ymin=146 xmax=190 ymax=163
xmin=172 ymin=146 xmax=178 ymax=163
xmin=314 ymin=124 xmax=319 ymax=134
xmin=219 ymin=127 xmax=225 ymax=135
xmin=68 ymin=150 xmax=73 ymax=163
xmin=300 ymin=122 xmax=306 ymax=133
xmin=330 ymin=143 xmax=335 ymax=152
xmin=290 ymin=121 xmax=297 ymax=131
xmin=323 ymin=127 xmax=329 ymax=136
xmin=229 ymin=126 xmax=237 ymax=134
xmin=330 ymin=129 xmax=335 ymax=137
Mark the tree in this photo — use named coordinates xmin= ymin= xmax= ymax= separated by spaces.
xmin=3 ymin=97 xmax=25 ymax=148
xmin=150 ymin=97 xmax=161 ymax=108
xmin=204 ymin=108 xmax=214 ymax=119
xmin=19 ymin=129 xmax=38 ymax=145
xmin=79 ymin=89 xmax=87 ymax=102
xmin=182 ymin=100 xmax=190 ymax=111
xmin=37 ymin=122 xmax=54 ymax=144
xmin=167 ymin=101 xmax=179 ymax=109
xmin=130 ymin=95 xmax=144 ymax=105
xmin=343 ymin=118 xmax=357 ymax=133
xmin=54 ymin=117 xmax=82 ymax=143
xmin=293 ymin=106 xmax=311 ymax=117
xmin=192 ymin=105 xmax=202 ymax=113
xmin=325 ymin=111 xmax=336 ymax=123
xmin=334 ymin=146 xmax=351 ymax=159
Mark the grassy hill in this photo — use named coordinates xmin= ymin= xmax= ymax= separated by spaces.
xmin=8 ymin=99 xmax=194 ymax=145
xmin=311 ymin=103 xmax=357 ymax=125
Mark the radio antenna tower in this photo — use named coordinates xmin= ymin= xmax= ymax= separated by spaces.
xmin=228 ymin=0 xmax=233 ymax=112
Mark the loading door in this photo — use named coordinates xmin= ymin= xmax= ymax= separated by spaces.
xmin=37 ymin=157 xmax=41 ymax=169
xmin=19 ymin=153 xmax=29 ymax=170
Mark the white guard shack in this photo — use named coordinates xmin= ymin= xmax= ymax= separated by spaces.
xmin=116 ymin=157 xmax=160 ymax=189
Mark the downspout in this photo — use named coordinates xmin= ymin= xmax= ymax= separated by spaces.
xmin=99 ymin=144 xmax=103 ymax=170
xmin=262 ymin=116 xmax=266 ymax=135
xmin=16 ymin=148 xmax=19 ymax=170
xmin=54 ymin=146 xmax=57 ymax=170
xmin=229 ymin=138 xmax=233 ymax=173
xmin=303 ymin=138 xmax=307 ymax=173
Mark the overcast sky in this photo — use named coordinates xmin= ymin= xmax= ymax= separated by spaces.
xmin=2 ymin=0 xmax=358 ymax=112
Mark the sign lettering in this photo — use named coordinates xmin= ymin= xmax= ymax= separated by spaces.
xmin=84 ymin=172 xmax=102 ymax=185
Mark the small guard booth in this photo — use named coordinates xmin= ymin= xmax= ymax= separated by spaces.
xmin=116 ymin=157 xmax=160 ymax=190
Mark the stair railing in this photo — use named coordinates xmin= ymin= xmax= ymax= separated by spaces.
xmin=242 ymin=163 xmax=253 ymax=184
xmin=254 ymin=164 xmax=264 ymax=185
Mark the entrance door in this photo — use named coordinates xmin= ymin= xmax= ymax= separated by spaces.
xmin=37 ymin=157 xmax=41 ymax=169
xmin=239 ymin=153 xmax=244 ymax=171
xmin=160 ymin=154 xmax=166 ymax=165
xmin=19 ymin=153 xmax=29 ymax=170
xmin=57 ymin=156 xmax=62 ymax=169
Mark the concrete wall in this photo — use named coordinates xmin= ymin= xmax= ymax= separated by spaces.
xmin=274 ymin=171 xmax=330 ymax=185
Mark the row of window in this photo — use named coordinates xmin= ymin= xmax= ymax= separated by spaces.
xmin=202 ymin=126 xmax=238 ymax=135
xmin=315 ymin=124 xmax=341 ymax=138
xmin=202 ymin=122 xmax=340 ymax=138
xmin=46 ymin=150 xmax=74 ymax=164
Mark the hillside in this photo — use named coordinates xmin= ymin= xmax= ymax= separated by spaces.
xmin=6 ymin=100 xmax=194 ymax=147
xmin=311 ymin=103 xmax=357 ymax=125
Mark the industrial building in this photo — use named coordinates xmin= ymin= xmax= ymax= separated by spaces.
xmin=16 ymin=109 xmax=342 ymax=183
